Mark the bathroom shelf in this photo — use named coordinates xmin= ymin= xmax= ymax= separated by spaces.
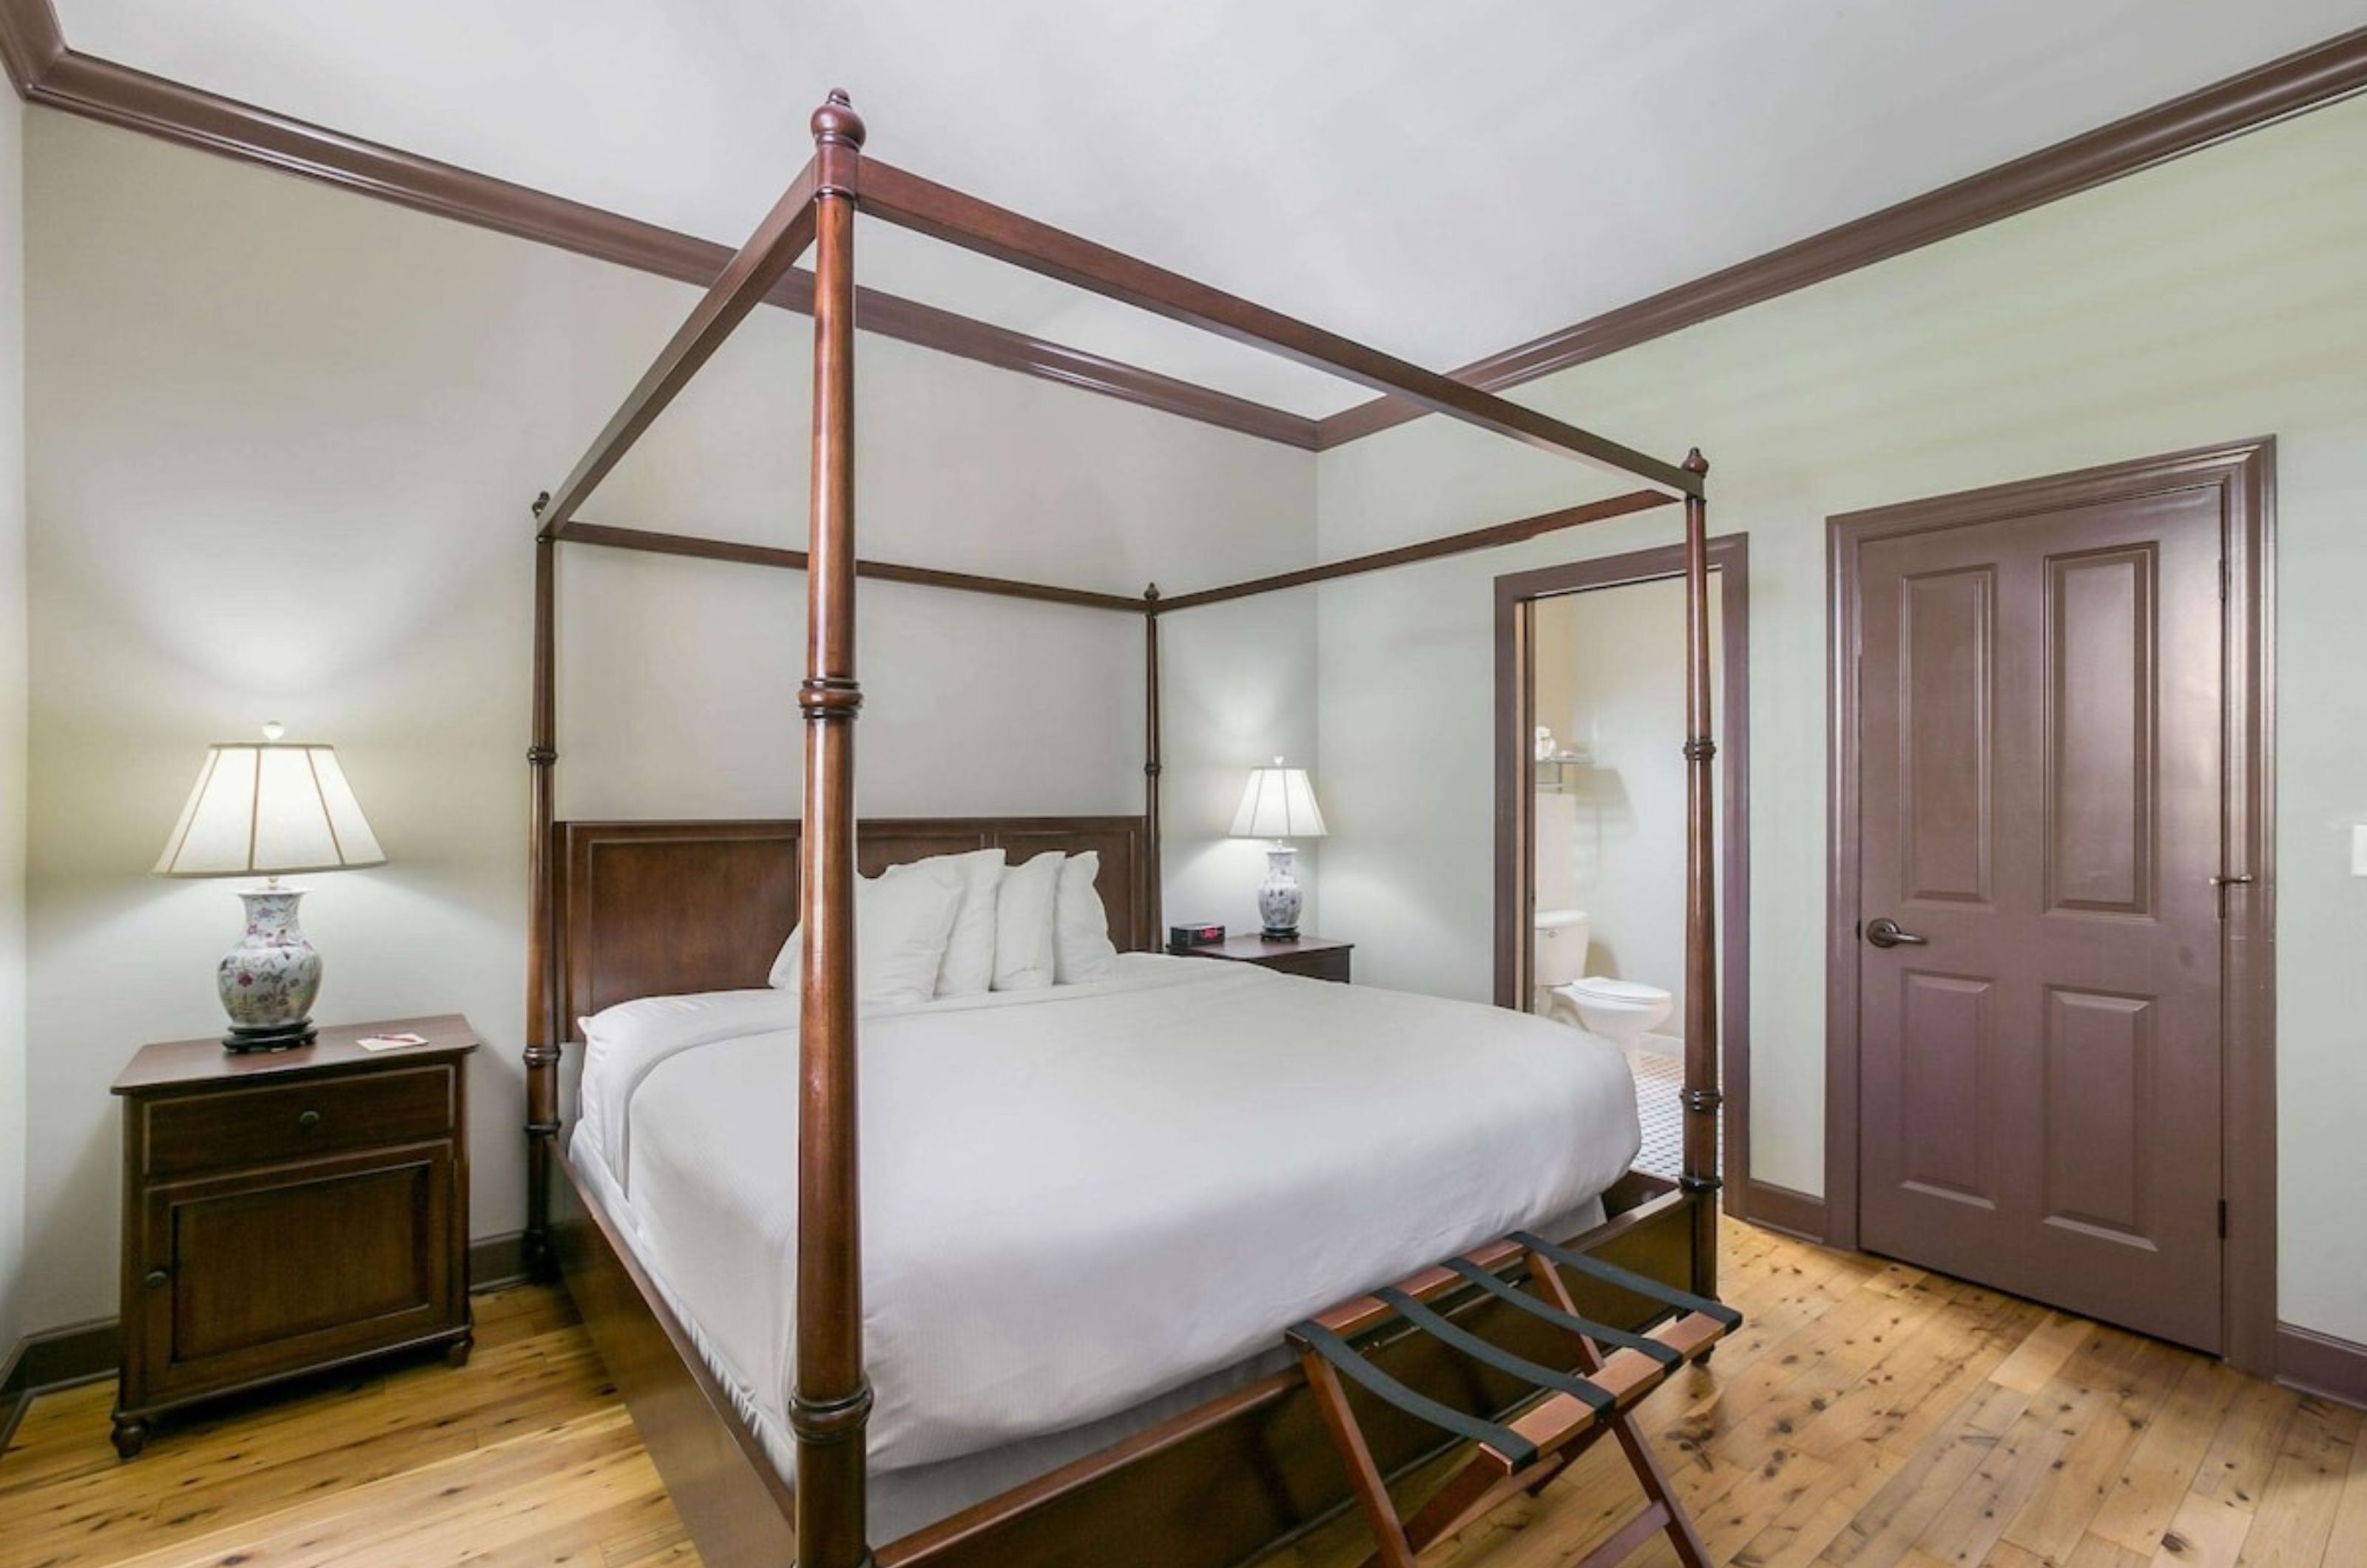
xmin=1534 ymin=751 xmax=1590 ymax=792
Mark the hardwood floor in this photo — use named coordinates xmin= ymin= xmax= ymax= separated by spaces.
xmin=1 ymin=1221 xmax=2358 ymax=1568
xmin=0 ymin=1283 xmax=695 ymax=1568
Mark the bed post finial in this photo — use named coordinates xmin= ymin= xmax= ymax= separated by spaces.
xmin=811 ymin=89 xmax=866 ymax=149
xmin=1683 ymin=447 xmax=1708 ymax=476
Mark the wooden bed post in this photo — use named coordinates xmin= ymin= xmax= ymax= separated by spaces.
xmin=794 ymin=89 xmax=872 ymax=1568
xmin=1678 ymin=449 xmax=1721 ymax=1298
xmin=522 ymin=510 xmax=560 ymax=1277
xmin=1144 ymin=585 xmax=1163 ymax=942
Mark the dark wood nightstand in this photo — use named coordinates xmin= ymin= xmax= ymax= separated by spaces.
xmin=1172 ymin=934 xmax=1353 ymax=983
xmin=109 ymin=1015 xmax=479 ymax=1457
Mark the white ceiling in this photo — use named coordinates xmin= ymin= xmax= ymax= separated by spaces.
xmin=59 ymin=0 xmax=2365 ymax=419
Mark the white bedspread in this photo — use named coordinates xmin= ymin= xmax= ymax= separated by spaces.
xmin=584 ymin=953 xmax=1641 ymax=1476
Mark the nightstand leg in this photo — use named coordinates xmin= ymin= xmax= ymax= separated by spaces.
xmin=445 ymin=1333 xmax=474 ymax=1369
xmin=110 ymin=1412 xmax=150 ymax=1459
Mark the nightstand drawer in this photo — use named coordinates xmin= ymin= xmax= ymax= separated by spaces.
xmin=142 ymin=1064 xmax=456 ymax=1178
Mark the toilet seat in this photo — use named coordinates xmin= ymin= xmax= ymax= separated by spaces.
xmin=1559 ymin=977 xmax=1669 ymax=1006
xmin=1550 ymin=977 xmax=1675 ymax=1070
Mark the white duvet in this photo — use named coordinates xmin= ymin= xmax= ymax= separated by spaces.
xmin=575 ymin=953 xmax=1639 ymax=1477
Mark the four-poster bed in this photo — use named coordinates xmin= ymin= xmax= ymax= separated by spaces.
xmin=522 ymin=92 xmax=1726 ymax=1568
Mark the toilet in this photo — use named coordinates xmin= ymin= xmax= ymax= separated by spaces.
xmin=1530 ymin=906 xmax=1673 ymax=1067
xmin=1557 ymin=977 xmax=1675 ymax=1067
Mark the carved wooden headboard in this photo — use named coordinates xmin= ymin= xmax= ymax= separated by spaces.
xmin=549 ymin=815 xmax=1154 ymax=1038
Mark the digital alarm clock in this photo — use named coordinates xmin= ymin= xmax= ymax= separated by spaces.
xmin=1168 ymin=921 xmax=1226 ymax=950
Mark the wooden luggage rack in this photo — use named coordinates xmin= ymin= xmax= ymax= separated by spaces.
xmin=1289 ymin=1229 xmax=1740 ymax=1568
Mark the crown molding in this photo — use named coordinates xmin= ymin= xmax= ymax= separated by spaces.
xmin=1314 ymin=23 xmax=2367 ymax=450
xmin=0 ymin=0 xmax=1318 ymax=450
xmin=0 ymin=0 xmax=59 ymax=94
xmin=7 ymin=2 xmax=2360 ymax=458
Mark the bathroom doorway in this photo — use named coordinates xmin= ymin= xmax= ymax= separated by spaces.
xmin=1494 ymin=538 xmax=1757 ymax=1215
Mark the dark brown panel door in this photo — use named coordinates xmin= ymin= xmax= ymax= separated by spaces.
xmin=1855 ymin=488 xmax=2224 ymax=1351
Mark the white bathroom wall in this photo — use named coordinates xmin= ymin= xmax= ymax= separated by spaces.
xmin=1530 ymin=574 xmax=1721 ymax=1028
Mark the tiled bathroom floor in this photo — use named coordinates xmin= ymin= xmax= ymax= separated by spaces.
xmin=1631 ymin=1049 xmax=1687 ymax=1180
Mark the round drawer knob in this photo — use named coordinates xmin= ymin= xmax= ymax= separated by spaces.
xmin=297 ymin=1109 xmax=323 ymax=1130
xmin=144 ymin=1269 xmax=169 ymax=1290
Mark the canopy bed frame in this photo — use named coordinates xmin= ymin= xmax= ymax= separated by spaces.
xmin=521 ymin=92 xmax=1723 ymax=1568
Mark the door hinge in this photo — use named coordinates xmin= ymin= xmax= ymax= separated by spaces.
xmin=2218 ymin=1198 xmax=2228 ymax=1239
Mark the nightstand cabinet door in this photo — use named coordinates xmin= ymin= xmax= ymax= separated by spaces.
xmin=131 ymin=1143 xmax=461 ymax=1404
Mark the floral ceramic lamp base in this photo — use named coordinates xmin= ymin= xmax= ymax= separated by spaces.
xmin=218 ymin=885 xmax=323 ymax=1052
xmin=1258 ymin=845 xmax=1304 ymax=939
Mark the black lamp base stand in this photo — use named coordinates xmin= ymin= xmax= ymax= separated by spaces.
xmin=222 ymin=1018 xmax=318 ymax=1055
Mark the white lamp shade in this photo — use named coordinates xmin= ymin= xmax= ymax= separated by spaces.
xmin=1229 ymin=760 xmax=1328 ymax=840
xmin=154 ymin=743 xmax=386 ymax=877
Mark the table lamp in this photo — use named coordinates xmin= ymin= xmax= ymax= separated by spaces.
xmin=1229 ymin=757 xmax=1328 ymax=939
xmin=152 ymin=723 xmax=386 ymax=1052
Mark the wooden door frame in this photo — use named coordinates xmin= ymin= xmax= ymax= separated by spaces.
xmin=1493 ymin=535 xmax=1755 ymax=1221
xmin=1826 ymin=439 xmax=2276 ymax=1373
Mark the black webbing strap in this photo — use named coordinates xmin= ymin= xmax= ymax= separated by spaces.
xmin=1441 ymin=1257 xmax=1683 ymax=1368
xmin=1510 ymin=1231 xmax=1744 ymax=1330
xmin=1374 ymin=1286 xmax=1617 ymax=1419
xmin=1291 ymin=1319 xmax=1541 ymax=1471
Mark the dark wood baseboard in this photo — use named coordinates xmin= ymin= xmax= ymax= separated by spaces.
xmin=2277 ymin=1322 xmax=2367 ymax=1410
xmin=0 ymin=1314 xmax=118 ymax=1452
xmin=466 ymin=1231 xmax=531 ymax=1292
xmin=0 ymin=1314 xmax=119 ymax=1399
xmin=1740 ymin=1180 xmax=1828 ymax=1244
xmin=0 ymin=1229 xmax=535 ymax=1441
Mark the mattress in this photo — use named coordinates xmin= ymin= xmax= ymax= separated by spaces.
xmin=568 ymin=953 xmax=1640 ymax=1536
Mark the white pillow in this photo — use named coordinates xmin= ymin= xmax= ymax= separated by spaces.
xmin=1053 ymin=851 xmax=1118 ymax=984
xmin=992 ymin=851 xmax=1063 ymax=992
xmin=769 ymin=857 xmax=964 ymax=1005
xmin=931 ymin=848 xmax=1007 ymax=998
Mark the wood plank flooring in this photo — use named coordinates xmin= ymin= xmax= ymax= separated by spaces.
xmin=1 ymin=1221 xmax=2357 ymax=1568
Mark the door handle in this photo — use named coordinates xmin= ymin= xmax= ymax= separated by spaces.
xmin=1865 ymin=917 xmax=1928 ymax=950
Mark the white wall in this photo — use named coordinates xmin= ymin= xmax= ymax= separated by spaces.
xmin=20 ymin=109 xmax=1314 ymax=1329
xmin=1317 ymin=93 xmax=2367 ymax=1342
xmin=0 ymin=94 xmax=27 ymax=1358
xmin=559 ymin=294 xmax=1320 ymax=934
xmin=1530 ymin=574 xmax=1720 ymax=1025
